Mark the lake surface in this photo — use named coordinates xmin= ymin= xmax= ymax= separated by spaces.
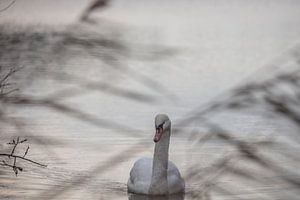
xmin=1 ymin=0 xmax=300 ymax=199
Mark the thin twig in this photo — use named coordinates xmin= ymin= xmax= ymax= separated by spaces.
xmin=23 ymin=146 xmax=29 ymax=158
xmin=0 ymin=67 xmax=18 ymax=84
xmin=0 ymin=154 xmax=47 ymax=167
xmin=10 ymin=136 xmax=19 ymax=156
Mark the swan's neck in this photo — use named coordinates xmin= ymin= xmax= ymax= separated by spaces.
xmin=149 ymin=129 xmax=170 ymax=194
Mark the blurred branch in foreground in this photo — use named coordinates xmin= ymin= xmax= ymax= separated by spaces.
xmin=0 ymin=0 xmax=16 ymax=12
xmin=1 ymin=94 xmax=143 ymax=138
xmin=1 ymin=9 xmax=300 ymax=199
xmin=0 ymin=66 xmax=20 ymax=97
xmin=0 ymin=23 xmax=178 ymax=102
xmin=80 ymin=0 xmax=110 ymax=23
xmin=178 ymin=48 xmax=300 ymax=199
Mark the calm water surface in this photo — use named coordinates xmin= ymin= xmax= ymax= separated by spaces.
xmin=1 ymin=0 xmax=300 ymax=199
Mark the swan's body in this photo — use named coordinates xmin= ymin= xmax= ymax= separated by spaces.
xmin=128 ymin=158 xmax=184 ymax=194
xmin=127 ymin=114 xmax=185 ymax=195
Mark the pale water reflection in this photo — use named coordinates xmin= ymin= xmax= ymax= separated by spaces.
xmin=128 ymin=193 xmax=184 ymax=200
xmin=1 ymin=0 xmax=300 ymax=200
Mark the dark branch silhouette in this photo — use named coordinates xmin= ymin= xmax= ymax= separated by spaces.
xmin=80 ymin=0 xmax=110 ymax=22
xmin=0 ymin=137 xmax=46 ymax=176
xmin=0 ymin=0 xmax=16 ymax=12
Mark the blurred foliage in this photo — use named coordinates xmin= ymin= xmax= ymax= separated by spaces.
xmin=0 ymin=3 xmax=300 ymax=199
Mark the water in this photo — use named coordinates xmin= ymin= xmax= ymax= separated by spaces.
xmin=1 ymin=0 xmax=300 ymax=199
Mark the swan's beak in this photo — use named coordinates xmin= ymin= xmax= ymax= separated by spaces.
xmin=154 ymin=127 xmax=163 ymax=143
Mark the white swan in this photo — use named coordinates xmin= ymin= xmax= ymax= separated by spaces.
xmin=127 ymin=114 xmax=185 ymax=195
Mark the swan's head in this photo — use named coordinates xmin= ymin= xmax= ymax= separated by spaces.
xmin=154 ymin=114 xmax=171 ymax=143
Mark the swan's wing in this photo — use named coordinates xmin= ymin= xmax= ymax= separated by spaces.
xmin=129 ymin=158 xmax=152 ymax=182
xmin=168 ymin=161 xmax=185 ymax=193
xmin=128 ymin=157 xmax=152 ymax=194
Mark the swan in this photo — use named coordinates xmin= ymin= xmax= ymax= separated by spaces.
xmin=127 ymin=114 xmax=185 ymax=195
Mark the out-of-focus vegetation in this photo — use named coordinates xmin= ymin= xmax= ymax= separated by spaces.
xmin=0 ymin=1 xmax=300 ymax=200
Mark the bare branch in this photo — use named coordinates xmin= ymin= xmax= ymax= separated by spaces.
xmin=0 ymin=137 xmax=47 ymax=176
xmin=10 ymin=136 xmax=19 ymax=156
xmin=23 ymin=146 xmax=29 ymax=158
xmin=0 ymin=153 xmax=47 ymax=167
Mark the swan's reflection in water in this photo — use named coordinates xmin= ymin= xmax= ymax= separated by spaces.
xmin=128 ymin=193 xmax=184 ymax=200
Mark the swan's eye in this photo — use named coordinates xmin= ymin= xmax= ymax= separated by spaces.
xmin=156 ymin=122 xmax=165 ymax=130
